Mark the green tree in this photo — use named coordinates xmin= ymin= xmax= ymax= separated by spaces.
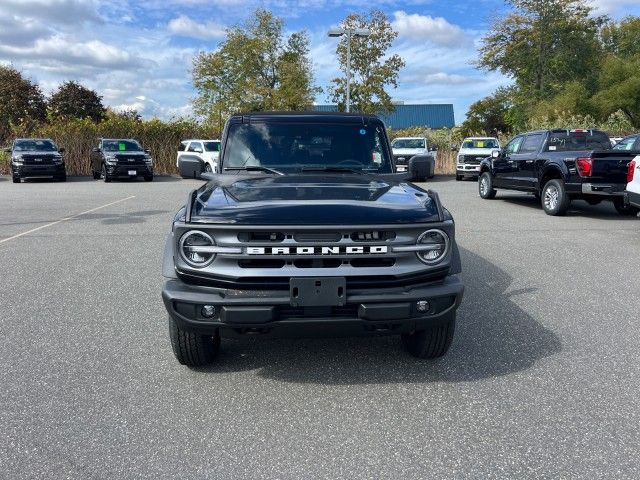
xmin=461 ymin=88 xmax=515 ymax=136
xmin=592 ymin=55 xmax=640 ymax=127
xmin=48 ymin=81 xmax=105 ymax=122
xmin=601 ymin=16 xmax=640 ymax=58
xmin=192 ymin=8 xmax=318 ymax=129
xmin=0 ymin=65 xmax=46 ymax=142
xmin=329 ymin=10 xmax=405 ymax=114
xmin=478 ymin=0 xmax=606 ymax=101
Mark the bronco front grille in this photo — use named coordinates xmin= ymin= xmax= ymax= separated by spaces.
xmin=174 ymin=223 xmax=452 ymax=289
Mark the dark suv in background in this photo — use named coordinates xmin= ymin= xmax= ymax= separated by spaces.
xmin=6 ymin=138 xmax=66 ymax=183
xmin=90 ymin=138 xmax=154 ymax=182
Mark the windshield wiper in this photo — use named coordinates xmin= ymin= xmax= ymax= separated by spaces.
xmin=224 ymin=166 xmax=284 ymax=175
xmin=301 ymin=166 xmax=362 ymax=174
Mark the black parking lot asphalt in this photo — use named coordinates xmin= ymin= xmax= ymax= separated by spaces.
xmin=1 ymin=175 xmax=639 ymax=479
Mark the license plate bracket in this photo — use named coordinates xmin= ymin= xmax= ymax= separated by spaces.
xmin=290 ymin=277 xmax=346 ymax=307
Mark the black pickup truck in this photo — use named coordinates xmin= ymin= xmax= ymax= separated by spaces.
xmin=478 ymin=129 xmax=638 ymax=216
xmin=161 ymin=112 xmax=464 ymax=366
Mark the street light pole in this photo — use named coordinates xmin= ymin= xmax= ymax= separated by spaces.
xmin=328 ymin=27 xmax=370 ymax=113
xmin=345 ymin=29 xmax=351 ymax=113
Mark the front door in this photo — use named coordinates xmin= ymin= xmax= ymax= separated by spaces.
xmin=493 ymin=136 xmax=524 ymax=188
xmin=512 ymin=133 xmax=545 ymax=190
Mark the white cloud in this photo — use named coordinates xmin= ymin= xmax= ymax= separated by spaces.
xmin=391 ymin=11 xmax=470 ymax=47
xmin=0 ymin=35 xmax=152 ymax=70
xmin=0 ymin=0 xmax=102 ymax=25
xmin=167 ymin=15 xmax=226 ymax=40
xmin=589 ymin=0 xmax=640 ymax=14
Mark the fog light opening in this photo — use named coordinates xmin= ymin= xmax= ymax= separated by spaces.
xmin=201 ymin=305 xmax=217 ymax=318
xmin=416 ymin=300 xmax=430 ymax=313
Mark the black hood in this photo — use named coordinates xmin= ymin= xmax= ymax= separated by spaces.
xmin=191 ymin=174 xmax=440 ymax=225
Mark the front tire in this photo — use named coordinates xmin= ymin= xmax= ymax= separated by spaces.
xmin=102 ymin=164 xmax=111 ymax=183
xmin=456 ymin=174 xmax=463 ymax=181
xmin=613 ymin=198 xmax=639 ymax=216
xmin=168 ymin=316 xmax=220 ymax=366
xmin=541 ymin=179 xmax=570 ymax=216
xmin=12 ymin=176 xmax=20 ymax=183
xmin=402 ymin=315 xmax=455 ymax=359
xmin=144 ymin=175 xmax=153 ymax=182
xmin=92 ymin=168 xmax=100 ymax=180
xmin=479 ymin=172 xmax=496 ymax=199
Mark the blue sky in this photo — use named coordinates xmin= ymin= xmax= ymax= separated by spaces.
xmin=1 ymin=0 xmax=639 ymax=124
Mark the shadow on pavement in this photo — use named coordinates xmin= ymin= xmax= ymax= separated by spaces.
xmin=499 ymin=195 xmax=637 ymax=220
xmin=194 ymin=248 xmax=562 ymax=384
xmin=79 ymin=209 xmax=170 ymax=225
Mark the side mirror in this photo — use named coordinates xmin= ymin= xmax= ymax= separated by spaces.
xmin=145 ymin=149 xmax=151 ymax=154
xmin=451 ymin=145 xmax=459 ymax=152
xmin=428 ymin=145 xmax=437 ymax=152
xmin=3 ymin=147 xmax=11 ymax=153
xmin=491 ymin=150 xmax=500 ymax=158
xmin=92 ymin=147 xmax=100 ymax=153
xmin=408 ymin=155 xmax=434 ymax=181
xmin=58 ymin=148 xmax=65 ymax=154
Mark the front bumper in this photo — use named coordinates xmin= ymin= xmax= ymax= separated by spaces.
xmin=162 ymin=275 xmax=464 ymax=338
xmin=457 ymin=165 xmax=481 ymax=175
xmin=106 ymin=164 xmax=153 ymax=178
xmin=13 ymin=164 xmax=65 ymax=178
xmin=626 ymin=190 xmax=640 ymax=208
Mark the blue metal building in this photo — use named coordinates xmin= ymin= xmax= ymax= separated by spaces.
xmin=313 ymin=104 xmax=455 ymax=129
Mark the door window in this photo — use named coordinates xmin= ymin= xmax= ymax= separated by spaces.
xmin=519 ymin=134 xmax=544 ymax=154
xmin=613 ymin=137 xmax=637 ymax=151
xmin=188 ymin=142 xmax=203 ymax=153
xmin=504 ymin=136 xmax=524 ymax=155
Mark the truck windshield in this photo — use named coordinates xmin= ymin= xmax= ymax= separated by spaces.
xmin=462 ymin=139 xmax=499 ymax=149
xmin=224 ymin=122 xmax=392 ymax=173
xmin=103 ymin=140 xmax=143 ymax=152
xmin=14 ymin=139 xmax=58 ymax=151
xmin=204 ymin=141 xmax=220 ymax=152
xmin=545 ymin=131 xmax=611 ymax=152
xmin=392 ymin=139 xmax=425 ymax=149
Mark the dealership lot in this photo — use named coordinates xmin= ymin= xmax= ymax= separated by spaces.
xmin=1 ymin=176 xmax=639 ymax=479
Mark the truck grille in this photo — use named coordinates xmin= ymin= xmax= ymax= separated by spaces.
xmin=394 ymin=155 xmax=410 ymax=165
xmin=174 ymin=224 xmax=452 ymax=290
xmin=115 ymin=154 xmax=146 ymax=166
xmin=22 ymin=154 xmax=56 ymax=165
xmin=461 ymin=155 xmax=487 ymax=165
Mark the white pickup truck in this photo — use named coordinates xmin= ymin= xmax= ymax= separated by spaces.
xmin=456 ymin=137 xmax=501 ymax=181
xmin=391 ymin=137 xmax=436 ymax=180
xmin=177 ymin=139 xmax=221 ymax=175
xmin=626 ymin=155 xmax=640 ymax=213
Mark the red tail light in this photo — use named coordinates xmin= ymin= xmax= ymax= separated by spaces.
xmin=576 ymin=157 xmax=593 ymax=177
xmin=629 ymin=159 xmax=636 ymax=183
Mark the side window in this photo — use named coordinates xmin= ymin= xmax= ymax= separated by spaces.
xmin=178 ymin=142 xmax=187 ymax=152
xmin=613 ymin=138 xmax=634 ymax=151
xmin=519 ymin=134 xmax=544 ymax=154
xmin=188 ymin=142 xmax=203 ymax=153
xmin=505 ymin=136 xmax=524 ymax=155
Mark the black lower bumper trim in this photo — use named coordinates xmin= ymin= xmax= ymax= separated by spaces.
xmin=162 ymin=275 xmax=464 ymax=337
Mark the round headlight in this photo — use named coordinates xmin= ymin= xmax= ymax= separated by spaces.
xmin=180 ymin=230 xmax=216 ymax=268
xmin=416 ymin=229 xmax=449 ymax=264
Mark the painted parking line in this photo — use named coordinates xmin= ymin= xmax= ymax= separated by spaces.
xmin=0 ymin=195 xmax=136 ymax=245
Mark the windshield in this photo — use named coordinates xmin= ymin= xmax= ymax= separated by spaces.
xmin=204 ymin=141 xmax=220 ymax=152
xmin=14 ymin=139 xmax=58 ymax=152
xmin=103 ymin=140 xmax=143 ymax=152
xmin=545 ymin=131 xmax=611 ymax=152
xmin=462 ymin=139 xmax=499 ymax=149
xmin=223 ymin=122 xmax=392 ymax=173
xmin=392 ymin=138 xmax=425 ymax=149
